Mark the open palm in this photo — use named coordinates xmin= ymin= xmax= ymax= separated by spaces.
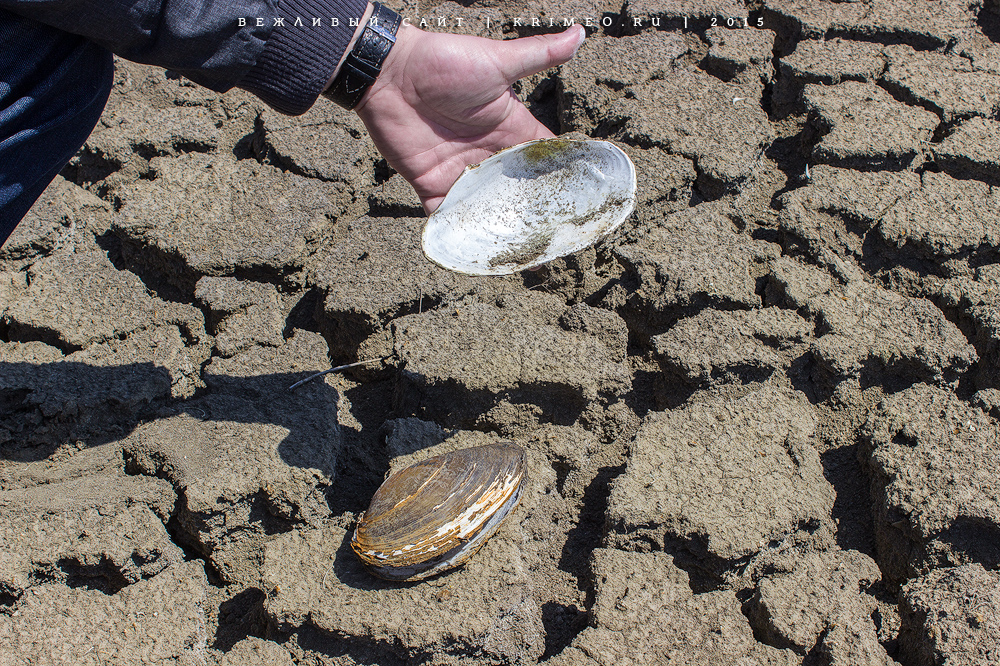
xmin=355 ymin=24 xmax=586 ymax=213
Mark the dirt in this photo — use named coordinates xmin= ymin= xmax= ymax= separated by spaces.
xmin=487 ymin=230 xmax=556 ymax=268
xmin=2 ymin=1 xmax=1000 ymax=664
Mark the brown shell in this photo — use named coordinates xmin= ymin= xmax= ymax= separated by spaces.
xmin=351 ymin=444 xmax=526 ymax=581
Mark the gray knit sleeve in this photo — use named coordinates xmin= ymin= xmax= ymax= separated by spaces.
xmin=238 ymin=0 xmax=369 ymax=115
xmin=0 ymin=0 xmax=368 ymax=115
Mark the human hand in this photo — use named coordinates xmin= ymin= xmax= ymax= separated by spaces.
xmin=354 ymin=19 xmax=586 ymax=213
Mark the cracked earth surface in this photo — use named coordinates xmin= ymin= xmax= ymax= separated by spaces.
xmin=2 ymin=1 xmax=1000 ymax=664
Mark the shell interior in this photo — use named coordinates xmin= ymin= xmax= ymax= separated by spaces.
xmin=351 ymin=444 xmax=526 ymax=581
xmin=422 ymin=138 xmax=637 ymax=275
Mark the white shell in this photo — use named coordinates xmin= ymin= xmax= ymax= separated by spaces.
xmin=422 ymin=138 xmax=637 ymax=275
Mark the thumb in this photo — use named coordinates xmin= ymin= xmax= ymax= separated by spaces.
xmin=495 ymin=24 xmax=586 ymax=84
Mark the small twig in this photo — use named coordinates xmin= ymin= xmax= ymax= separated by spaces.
xmin=288 ymin=358 xmax=385 ymax=391
xmin=527 ymin=275 xmax=556 ymax=291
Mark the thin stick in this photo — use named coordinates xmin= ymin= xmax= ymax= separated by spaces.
xmin=288 ymin=358 xmax=385 ymax=391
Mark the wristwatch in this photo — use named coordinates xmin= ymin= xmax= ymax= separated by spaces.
xmin=323 ymin=2 xmax=402 ymax=110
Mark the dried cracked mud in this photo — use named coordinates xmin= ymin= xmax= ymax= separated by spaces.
xmin=2 ymin=1 xmax=1000 ymax=664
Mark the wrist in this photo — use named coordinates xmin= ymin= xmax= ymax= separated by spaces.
xmin=322 ymin=2 xmax=403 ymax=109
xmin=354 ymin=22 xmax=417 ymax=111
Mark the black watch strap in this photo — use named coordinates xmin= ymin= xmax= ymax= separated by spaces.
xmin=323 ymin=3 xmax=401 ymax=110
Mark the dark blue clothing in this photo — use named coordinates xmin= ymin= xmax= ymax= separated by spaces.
xmin=0 ymin=0 xmax=365 ymax=247
xmin=0 ymin=10 xmax=113 ymax=242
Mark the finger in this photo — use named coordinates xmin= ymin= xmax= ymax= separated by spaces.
xmin=420 ymin=97 xmax=558 ymax=215
xmin=508 ymin=91 xmax=556 ymax=141
xmin=422 ymin=194 xmax=445 ymax=215
xmin=495 ymin=24 xmax=586 ymax=84
xmin=528 ymin=120 xmax=556 ymax=140
xmin=502 ymin=86 xmax=556 ymax=141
